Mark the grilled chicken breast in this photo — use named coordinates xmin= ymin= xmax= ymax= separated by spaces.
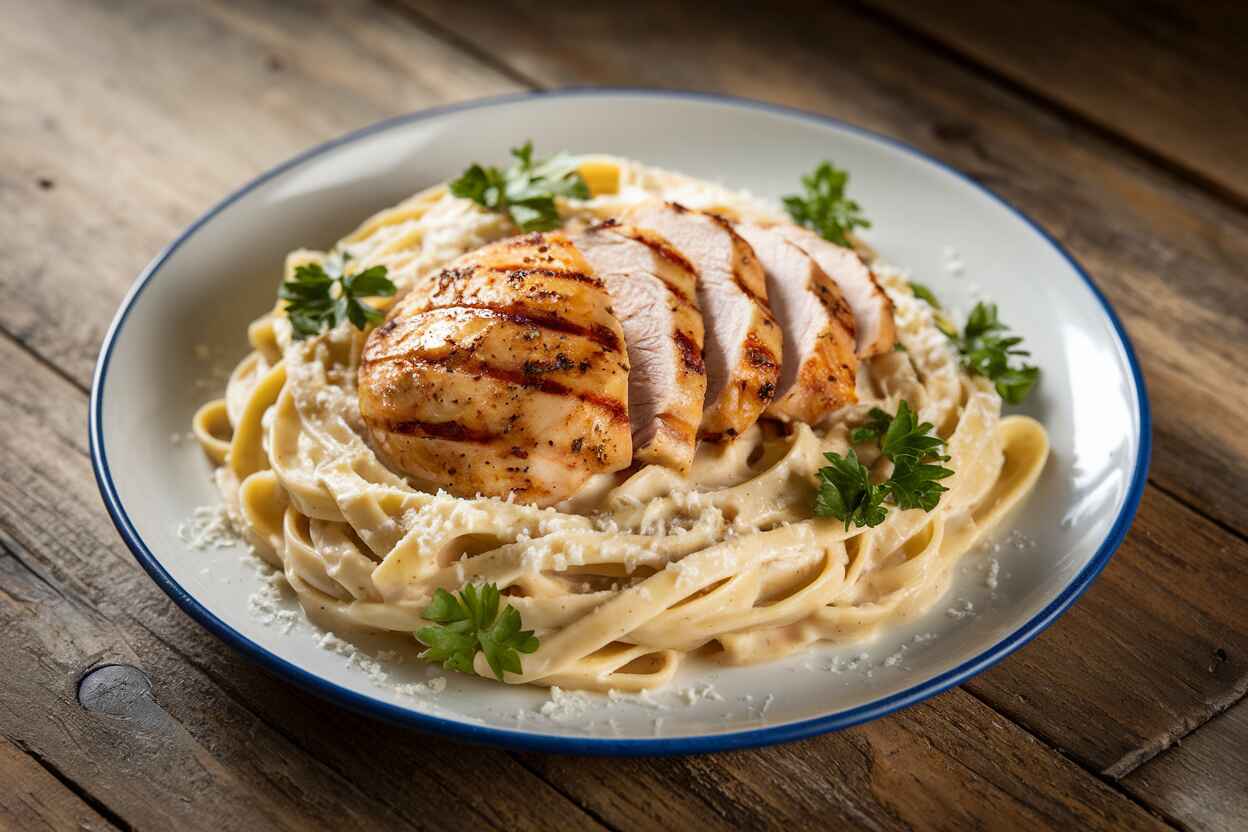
xmin=358 ymin=232 xmax=632 ymax=505
xmin=573 ymin=220 xmax=706 ymax=473
xmin=627 ymin=202 xmax=781 ymax=442
xmin=773 ymin=225 xmax=896 ymax=357
xmin=734 ymin=223 xmax=858 ymax=424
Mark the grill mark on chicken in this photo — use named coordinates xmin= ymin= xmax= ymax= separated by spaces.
xmin=658 ymin=278 xmax=696 ymax=308
xmin=816 ymin=282 xmax=858 ymax=336
xmin=383 ymin=354 xmax=629 ymax=423
xmin=387 ymin=418 xmax=498 ymax=443
xmin=486 ymin=265 xmax=606 ymax=289
xmin=729 ymin=271 xmax=769 ymax=315
xmin=501 ymin=232 xmax=548 ymax=249
xmin=703 ymin=212 xmax=771 ymax=310
xmin=671 ymin=204 xmax=769 ymax=308
xmin=582 ymin=223 xmax=697 ymax=306
xmin=359 ymin=230 xmax=631 ymax=505
xmin=743 ymin=334 xmax=779 ymax=370
xmin=673 ymin=329 xmax=706 ymax=374
xmin=656 ymin=411 xmax=696 ymax=439
xmin=405 ymin=303 xmax=623 ymax=353
xmin=626 ymin=233 xmax=697 ymax=282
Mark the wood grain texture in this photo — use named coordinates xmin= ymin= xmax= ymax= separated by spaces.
xmin=521 ymin=688 xmax=1169 ymax=831
xmin=0 ymin=0 xmax=520 ymax=387
xmin=395 ymin=0 xmax=1248 ymax=772
xmin=965 ymin=486 xmax=1248 ymax=775
xmin=0 ymin=327 xmax=603 ymax=830
xmin=392 ymin=0 xmax=1248 ymax=542
xmin=2 ymin=0 xmax=1244 ymax=828
xmin=1124 ymin=700 xmax=1248 ymax=832
xmin=0 ymin=284 xmax=1173 ymax=826
xmin=864 ymin=0 xmax=1248 ymax=204
xmin=0 ymin=736 xmax=116 ymax=832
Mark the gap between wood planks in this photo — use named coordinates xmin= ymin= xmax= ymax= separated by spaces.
xmin=0 ymin=510 xmax=609 ymax=831
xmin=849 ymin=0 xmax=1248 ymax=218
xmin=2 ymin=0 xmax=1238 ymax=818
xmin=12 ymin=0 xmax=1248 ymax=818
xmin=6 ymin=737 xmax=130 ymax=832
xmin=376 ymin=0 xmax=545 ymax=90
xmin=18 ymin=0 xmax=1243 ymax=558
xmin=2 ymin=16 xmax=1238 ymax=832
xmin=910 ymin=689 xmax=1188 ymax=832
xmin=114 ymin=602 xmax=596 ymax=832
xmin=4 ymin=306 xmax=1177 ymax=828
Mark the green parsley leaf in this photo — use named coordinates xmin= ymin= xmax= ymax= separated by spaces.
xmin=450 ymin=141 xmax=590 ymax=232
xmin=849 ymin=406 xmax=892 ymax=446
xmin=906 ymin=280 xmax=961 ymax=337
xmin=908 ymin=281 xmax=941 ymax=309
xmin=879 ymin=400 xmax=949 ymax=467
xmin=278 ymin=252 xmax=396 ymax=340
xmin=813 ymin=448 xmax=888 ymax=530
xmin=816 ymin=401 xmax=954 ymax=528
xmin=415 ymin=583 xmax=539 ymax=681
xmin=953 ymin=302 xmax=1040 ymax=404
xmin=783 ymin=161 xmax=870 ymax=248
xmin=888 ymin=459 xmax=954 ymax=512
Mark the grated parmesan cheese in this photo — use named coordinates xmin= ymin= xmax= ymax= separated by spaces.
xmin=177 ymin=504 xmax=241 ymax=550
xmin=397 ymin=676 xmax=447 ymax=697
xmin=539 ymin=686 xmax=595 ymax=721
xmin=947 ymin=599 xmax=976 ymax=620
xmin=985 ymin=558 xmax=1000 ymax=591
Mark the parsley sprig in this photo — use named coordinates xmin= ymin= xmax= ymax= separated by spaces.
xmin=415 ymin=583 xmax=539 ymax=681
xmin=814 ymin=448 xmax=888 ymax=529
xmin=908 ymin=281 xmax=941 ymax=309
xmin=783 ymin=161 xmax=871 ymax=248
xmin=279 ymin=252 xmax=396 ymax=340
xmin=450 ymin=141 xmax=590 ymax=232
xmin=957 ymin=302 xmax=1040 ymax=405
xmin=908 ymin=284 xmax=1040 ymax=404
xmin=815 ymin=401 xmax=954 ymax=529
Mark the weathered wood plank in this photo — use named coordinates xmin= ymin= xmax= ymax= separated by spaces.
xmin=1123 ymin=699 xmax=1248 ymax=832
xmin=0 ymin=550 xmax=329 ymax=832
xmin=520 ymin=688 xmax=1171 ymax=831
xmin=0 ymin=337 xmax=603 ymax=829
xmin=0 ymin=0 xmax=520 ymax=387
xmin=0 ymin=735 xmax=117 ymax=832
xmin=4 ymin=0 xmax=1243 ymax=825
xmin=394 ymin=0 xmax=1248 ymax=540
xmin=1 ymin=273 xmax=1194 ymax=829
xmin=965 ymin=486 xmax=1248 ymax=775
xmin=395 ymin=0 xmax=1248 ymax=775
xmin=864 ymin=0 xmax=1248 ymax=204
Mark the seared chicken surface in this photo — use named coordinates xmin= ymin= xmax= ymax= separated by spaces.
xmin=573 ymin=220 xmax=706 ymax=474
xmin=358 ymin=232 xmax=631 ymax=505
xmin=627 ymin=202 xmax=782 ymax=442
xmin=735 ymin=223 xmax=859 ymax=424
xmin=774 ymin=225 xmax=896 ymax=357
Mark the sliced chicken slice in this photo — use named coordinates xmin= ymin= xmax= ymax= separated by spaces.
xmin=572 ymin=220 xmax=706 ymax=473
xmin=773 ymin=224 xmax=896 ymax=357
xmin=358 ymin=232 xmax=631 ymax=506
xmin=627 ymin=202 xmax=781 ymax=442
xmin=734 ymin=223 xmax=859 ymax=424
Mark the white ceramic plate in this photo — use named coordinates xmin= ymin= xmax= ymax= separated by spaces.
xmin=91 ymin=90 xmax=1149 ymax=753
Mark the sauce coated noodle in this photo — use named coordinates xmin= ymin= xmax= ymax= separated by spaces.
xmin=192 ymin=159 xmax=1048 ymax=691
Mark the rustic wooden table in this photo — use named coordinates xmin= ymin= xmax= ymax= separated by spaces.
xmin=4 ymin=1 xmax=1246 ymax=829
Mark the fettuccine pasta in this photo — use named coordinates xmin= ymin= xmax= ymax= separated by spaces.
xmin=193 ymin=158 xmax=1048 ymax=691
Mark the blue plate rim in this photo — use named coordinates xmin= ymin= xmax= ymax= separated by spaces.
xmin=88 ymin=87 xmax=1151 ymax=756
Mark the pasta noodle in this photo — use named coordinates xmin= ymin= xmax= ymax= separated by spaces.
xmin=193 ymin=158 xmax=1049 ymax=691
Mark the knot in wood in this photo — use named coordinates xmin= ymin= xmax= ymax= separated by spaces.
xmin=77 ymin=664 xmax=155 ymax=718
